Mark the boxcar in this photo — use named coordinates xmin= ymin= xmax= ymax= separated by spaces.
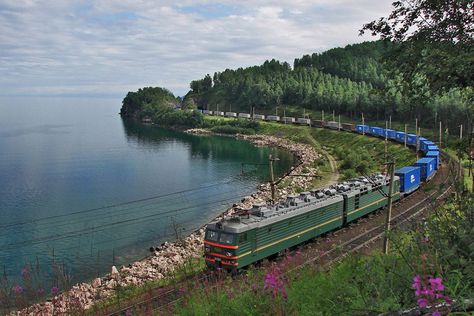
xmin=215 ymin=111 xmax=225 ymax=116
xmin=313 ymin=120 xmax=325 ymax=128
xmin=395 ymin=131 xmax=406 ymax=143
xmin=297 ymin=118 xmax=311 ymax=125
xmin=425 ymin=151 xmax=440 ymax=169
xmin=282 ymin=117 xmax=296 ymax=123
xmin=356 ymin=125 xmax=370 ymax=134
xmin=225 ymin=112 xmax=237 ymax=118
xmin=341 ymin=123 xmax=355 ymax=132
xmin=266 ymin=115 xmax=280 ymax=121
xmin=238 ymin=113 xmax=251 ymax=119
xmin=384 ymin=129 xmax=397 ymax=139
xmin=326 ymin=121 xmax=340 ymax=130
xmin=370 ymin=126 xmax=384 ymax=137
xmin=406 ymin=133 xmax=417 ymax=146
xmin=395 ymin=166 xmax=421 ymax=194
xmin=420 ymin=140 xmax=435 ymax=152
xmin=203 ymin=110 xmax=213 ymax=115
xmin=414 ymin=157 xmax=436 ymax=181
xmin=253 ymin=114 xmax=265 ymax=120
xmin=427 ymin=145 xmax=439 ymax=152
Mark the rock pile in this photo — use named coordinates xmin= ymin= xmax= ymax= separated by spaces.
xmin=12 ymin=133 xmax=321 ymax=315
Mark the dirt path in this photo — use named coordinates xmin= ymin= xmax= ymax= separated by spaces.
xmin=323 ymin=148 xmax=339 ymax=185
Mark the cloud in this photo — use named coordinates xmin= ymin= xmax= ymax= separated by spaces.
xmin=0 ymin=0 xmax=394 ymax=97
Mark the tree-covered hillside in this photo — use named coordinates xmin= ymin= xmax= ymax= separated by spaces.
xmin=120 ymin=87 xmax=179 ymax=119
xmin=185 ymin=40 xmax=472 ymax=133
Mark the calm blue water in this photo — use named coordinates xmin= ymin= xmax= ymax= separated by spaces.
xmin=0 ymin=97 xmax=294 ymax=286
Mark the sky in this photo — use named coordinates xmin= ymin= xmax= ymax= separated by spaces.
xmin=0 ymin=0 xmax=394 ymax=98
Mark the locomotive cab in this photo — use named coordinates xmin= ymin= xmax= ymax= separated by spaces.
xmin=204 ymin=222 xmax=240 ymax=272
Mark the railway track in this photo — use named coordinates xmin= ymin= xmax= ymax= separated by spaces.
xmin=104 ymin=152 xmax=458 ymax=316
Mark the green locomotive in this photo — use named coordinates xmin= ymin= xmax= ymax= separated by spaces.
xmin=204 ymin=174 xmax=400 ymax=272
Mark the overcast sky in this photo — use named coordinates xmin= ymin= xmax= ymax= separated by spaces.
xmin=0 ymin=0 xmax=394 ymax=98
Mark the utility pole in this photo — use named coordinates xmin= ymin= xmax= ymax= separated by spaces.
xmin=439 ymin=121 xmax=442 ymax=148
xmin=404 ymin=124 xmax=407 ymax=148
xmin=268 ymin=155 xmax=279 ymax=203
xmin=415 ymin=118 xmax=418 ymax=138
xmin=389 ymin=115 xmax=392 ymax=129
xmin=416 ymin=127 xmax=420 ymax=160
xmin=338 ymin=114 xmax=341 ymax=131
xmin=383 ymin=161 xmax=395 ymax=255
xmin=460 ymin=124 xmax=463 ymax=140
xmin=332 ymin=110 xmax=335 ymax=121
xmin=362 ymin=113 xmax=365 ymax=136
xmin=322 ymin=110 xmax=325 ymax=121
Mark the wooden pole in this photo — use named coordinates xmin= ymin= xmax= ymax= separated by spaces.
xmin=404 ymin=124 xmax=407 ymax=148
xmin=389 ymin=115 xmax=392 ymax=129
xmin=439 ymin=121 xmax=442 ymax=148
xmin=322 ymin=110 xmax=325 ymax=121
xmin=332 ymin=110 xmax=335 ymax=121
xmin=460 ymin=124 xmax=463 ymax=140
xmin=269 ymin=155 xmax=276 ymax=203
xmin=383 ymin=162 xmax=395 ymax=254
xmin=385 ymin=121 xmax=388 ymax=174
xmin=362 ymin=113 xmax=365 ymax=136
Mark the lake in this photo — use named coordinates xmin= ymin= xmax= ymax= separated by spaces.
xmin=0 ymin=97 xmax=295 ymax=286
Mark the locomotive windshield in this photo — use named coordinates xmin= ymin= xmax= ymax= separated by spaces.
xmin=206 ymin=230 xmax=218 ymax=241
xmin=219 ymin=233 xmax=234 ymax=245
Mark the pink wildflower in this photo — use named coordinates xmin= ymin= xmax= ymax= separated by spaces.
xmin=12 ymin=284 xmax=23 ymax=295
xmin=417 ymin=298 xmax=428 ymax=308
xmin=51 ymin=286 xmax=60 ymax=295
xmin=432 ymin=311 xmax=441 ymax=316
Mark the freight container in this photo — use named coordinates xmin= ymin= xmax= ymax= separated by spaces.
xmin=266 ymin=115 xmax=280 ymax=121
xmin=215 ymin=111 xmax=225 ymax=116
xmin=406 ymin=133 xmax=417 ymax=145
xmin=369 ymin=126 xmax=384 ymax=137
xmin=327 ymin=121 xmax=340 ymax=130
xmin=395 ymin=166 xmax=421 ymax=194
xmin=238 ymin=113 xmax=251 ymax=119
xmin=225 ymin=112 xmax=237 ymax=117
xmin=427 ymin=145 xmax=439 ymax=152
xmin=341 ymin=123 xmax=355 ymax=131
xmin=384 ymin=129 xmax=396 ymax=139
xmin=395 ymin=131 xmax=406 ymax=143
xmin=203 ymin=110 xmax=213 ymax=115
xmin=282 ymin=117 xmax=296 ymax=123
xmin=425 ymin=151 xmax=440 ymax=169
xmin=420 ymin=140 xmax=435 ymax=152
xmin=313 ymin=120 xmax=325 ymax=128
xmin=356 ymin=125 xmax=370 ymax=134
xmin=253 ymin=114 xmax=265 ymax=120
xmin=414 ymin=157 xmax=436 ymax=181
xmin=297 ymin=118 xmax=311 ymax=125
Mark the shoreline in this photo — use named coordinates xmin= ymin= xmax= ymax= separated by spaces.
xmin=13 ymin=130 xmax=322 ymax=315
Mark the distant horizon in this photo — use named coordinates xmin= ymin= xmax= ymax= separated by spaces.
xmin=1 ymin=1 xmax=393 ymax=97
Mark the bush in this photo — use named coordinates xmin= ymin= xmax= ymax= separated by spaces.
xmin=210 ymin=125 xmax=255 ymax=135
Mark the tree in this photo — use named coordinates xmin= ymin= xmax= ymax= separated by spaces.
xmin=360 ymin=0 xmax=474 ymax=91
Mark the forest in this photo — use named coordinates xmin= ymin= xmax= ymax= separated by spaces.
xmin=184 ymin=40 xmax=472 ymax=134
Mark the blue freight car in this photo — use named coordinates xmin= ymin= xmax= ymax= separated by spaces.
xmin=427 ymin=145 xmax=439 ymax=152
xmin=395 ymin=131 xmax=406 ymax=143
xmin=384 ymin=129 xmax=396 ymax=139
xmin=406 ymin=133 xmax=417 ymax=146
xmin=420 ymin=140 xmax=435 ymax=152
xmin=414 ymin=157 xmax=436 ymax=181
xmin=356 ymin=125 xmax=370 ymax=134
xmin=395 ymin=166 xmax=421 ymax=194
xmin=369 ymin=126 xmax=384 ymax=137
xmin=425 ymin=151 xmax=440 ymax=169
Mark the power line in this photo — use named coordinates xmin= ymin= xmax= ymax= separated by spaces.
xmin=0 ymin=176 xmax=250 ymax=230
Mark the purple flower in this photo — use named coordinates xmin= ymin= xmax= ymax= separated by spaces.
xmin=37 ymin=288 xmax=45 ymax=295
xmin=21 ymin=267 xmax=29 ymax=278
xmin=51 ymin=286 xmax=60 ymax=295
xmin=125 ymin=309 xmax=132 ymax=316
xmin=12 ymin=284 xmax=23 ymax=295
xmin=429 ymin=277 xmax=444 ymax=292
xmin=417 ymin=298 xmax=428 ymax=308
xmin=432 ymin=311 xmax=441 ymax=316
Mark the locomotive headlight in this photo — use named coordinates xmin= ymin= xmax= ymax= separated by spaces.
xmin=225 ymin=251 xmax=232 ymax=257
xmin=205 ymin=246 xmax=210 ymax=252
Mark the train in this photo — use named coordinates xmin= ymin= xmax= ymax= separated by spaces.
xmin=201 ymin=110 xmax=440 ymax=272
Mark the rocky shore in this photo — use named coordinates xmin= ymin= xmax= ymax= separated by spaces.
xmin=13 ymin=132 xmax=321 ymax=315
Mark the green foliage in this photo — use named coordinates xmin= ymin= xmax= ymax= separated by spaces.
xmin=209 ymin=125 xmax=255 ymax=135
xmin=154 ymin=110 xmax=204 ymax=128
xmin=120 ymin=87 xmax=178 ymax=119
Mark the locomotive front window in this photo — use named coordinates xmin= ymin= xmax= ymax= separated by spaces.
xmin=206 ymin=230 xmax=218 ymax=241
xmin=219 ymin=233 xmax=234 ymax=245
